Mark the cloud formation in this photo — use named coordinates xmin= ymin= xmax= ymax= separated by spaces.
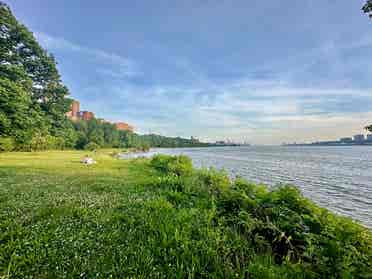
xmin=35 ymin=32 xmax=140 ymax=78
xmin=22 ymin=0 xmax=372 ymax=144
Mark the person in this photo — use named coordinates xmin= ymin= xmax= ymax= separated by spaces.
xmin=81 ymin=155 xmax=96 ymax=165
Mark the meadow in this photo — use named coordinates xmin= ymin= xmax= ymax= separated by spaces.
xmin=0 ymin=151 xmax=371 ymax=278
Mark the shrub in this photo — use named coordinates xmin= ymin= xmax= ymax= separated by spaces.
xmin=216 ymin=181 xmax=372 ymax=276
xmin=84 ymin=142 xmax=100 ymax=151
xmin=0 ymin=137 xmax=14 ymax=152
xmin=154 ymin=174 xmax=186 ymax=192
xmin=139 ymin=144 xmax=150 ymax=152
xmin=197 ymin=168 xmax=231 ymax=196
xmin=147 ymin=155 xmax=372 ymax=277
xmin=150 ymin=154 xmax=193 ymax=177
xmin=24 ymin=134 xmax=66 ymax=151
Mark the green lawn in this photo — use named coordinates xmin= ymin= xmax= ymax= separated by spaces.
xmin=0 ymin=150 xmax=164 ymax=278
xmin=0 ymin=151 xmax=371 ymax=278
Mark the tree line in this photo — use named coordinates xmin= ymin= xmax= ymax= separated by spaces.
xmin=72 ymin=119 xmax=208 ymax=151
xmin=0 ymin=2 xmax=208 ymax=152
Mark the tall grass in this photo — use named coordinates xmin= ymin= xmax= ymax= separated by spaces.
xmin=0 ymin=152 xmax=370 ymax=278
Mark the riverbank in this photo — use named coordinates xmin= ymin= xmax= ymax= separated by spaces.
xmin=0 ymin=150 xmax=371 ymax=277
xmin=139 ymin=146 xmax=372 ymax=227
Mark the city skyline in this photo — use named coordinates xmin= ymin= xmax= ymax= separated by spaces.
xmin=7 ymin=0 xmax=372 ymax=144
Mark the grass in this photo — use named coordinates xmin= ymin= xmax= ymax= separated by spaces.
xmin=0 ymin=151 xmax=371 ymax=278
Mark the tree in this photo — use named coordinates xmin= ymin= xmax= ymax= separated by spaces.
xmin=0 ymin=2 xmax=76 ymax=150
xmin=363 ymin=0 xmax=372 ymax=17
xmin=0 ymin=66 xmax=48 ymax=149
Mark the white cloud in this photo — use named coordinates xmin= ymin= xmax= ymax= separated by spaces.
xmin=35 ymin=32 xmax=140 ymax=78
xmin=33 ymin=29 xmax=372 ymax=145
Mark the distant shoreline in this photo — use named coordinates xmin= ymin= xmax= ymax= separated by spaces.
xmin=283 ymin=143 xmax=372 ymax=147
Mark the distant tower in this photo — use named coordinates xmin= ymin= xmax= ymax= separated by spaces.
xmin=71 ymin=101 xmax=80 ymax=117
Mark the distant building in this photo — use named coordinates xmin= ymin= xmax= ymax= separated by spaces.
xmin=71 ymin=101 xmax=80 ymax=117
xmin=66 ymin=100 xmax=134 ymax=131
xmin=66 ymin=100 xmax=95 ymax=121
xmin=116 ymin=122 xmax=134 ymax=132
xmin=367 ymin=134 xmax=372 ymax=142
xmin=66 ymin=100 xmax=81 ymax=121
xmin=80 ymin=111 xmax=95 ymax=121
xmin=340 ymin=137 xmax=353 ymax=143
xmin=353 ymin=134 xmax=365 ymax=142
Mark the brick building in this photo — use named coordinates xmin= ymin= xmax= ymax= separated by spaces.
xmin=66 ymin=100 xmax=134 ymax=131
xmin=80 ymin=111 xmax=95 ymax=121
xmin=116 ymin=122 xmax=134 ymax=132
xmin=66 ymin=100 xmax=95 ymax=121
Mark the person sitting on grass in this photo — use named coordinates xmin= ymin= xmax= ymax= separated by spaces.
xmin=81 ymin=155 xmax=96 ymax=165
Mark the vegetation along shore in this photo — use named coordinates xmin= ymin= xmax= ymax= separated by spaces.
xmin=1 ymin=1 xmax=372 ymax=278
xmin=0 ymin=150 xmax=371 ymax=278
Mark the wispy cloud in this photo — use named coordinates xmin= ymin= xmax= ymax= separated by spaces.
xmin=29 ymin=1 xmax=372 ymax=145
xmin=35 ymin=32 xmax=140 ymax=78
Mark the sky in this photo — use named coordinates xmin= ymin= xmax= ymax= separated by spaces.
xmin=6 ymin=0 xmax=372 ymax=144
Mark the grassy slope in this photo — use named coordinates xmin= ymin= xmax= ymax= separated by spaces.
xmin=0 ymin=151 xmax=371 ymax=278
xmin=0 ymin=151 xmax=164 ymax=277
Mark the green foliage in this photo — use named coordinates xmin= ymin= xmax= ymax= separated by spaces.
xmin=0 ymin=137 xmax=14 ymax=152
xmin=27 ymin=133 xmax=65 ymax=151
xmin=0 ymin=3 xmax=75 ymax=151
xmin=363 ymin=0 xmax=372 ymax=17
xmin=71 ymin=119 xmax=207 ymax=151
xmin=148 ymin=155 xmax=372 ymax=277
xmin=197 ymin=168 xmax=231 ymax=196
xmin=84 ymin=142 xmax=100 ymax=151
xmin=0 ymin=76 xmax=33 ymax=137
xmin=151 ymin=154 xmax=193 ymax=177
xmin=0 ymin=151 xmax=371 ymax=277
xmin=140 ymin=134 xmax=209 ymax=148
xmin=213 ymin=178 xmax=372 ymax=277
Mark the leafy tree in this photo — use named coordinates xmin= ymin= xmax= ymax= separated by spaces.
xmin=0 ymin=137 xmax=14 ymax=152
xmin=363 ymin=0 xmax=372 ymax=17
xmin=0 ymin=72 xmax=47 ymax=148
xmin=84 ymin=142 xmax=100 ymax=151
xmin=0 ymin=2 xmax=76 ymax=150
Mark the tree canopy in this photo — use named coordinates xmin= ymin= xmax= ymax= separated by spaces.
xmin=0 ymin=1 xmax=76 ymax=150
xmin=363 ymin=0 xmax=372 ymax=17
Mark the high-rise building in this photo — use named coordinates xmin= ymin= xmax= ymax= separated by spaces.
xmin=71 ymin=101 xmax=80 ymax=117
xmin=66 ymin=100 xmax=80 ymax=121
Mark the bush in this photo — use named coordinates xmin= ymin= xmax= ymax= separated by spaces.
xmin=150 ymin=154 xmax=193 ymax=177
xmin=197 ymin=168 xmax=231 ymax=196
xmin=84 ymin=142 xmax=100 ymax=151
xmin=148 ymin=158 xmax=372 ymax=277
xmin=139 ymin=143 xmax=150 ymax=152
xmin=0 ymin=137 xmax=14 ymax=152
xmin=21 ymin=134 xmax=66 ymax=151
xmin=216 ymin=181 xmax=372 ymax=276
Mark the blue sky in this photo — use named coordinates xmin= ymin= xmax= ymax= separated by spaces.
xmin=7 ymin=0 xmax=372 ymax=144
